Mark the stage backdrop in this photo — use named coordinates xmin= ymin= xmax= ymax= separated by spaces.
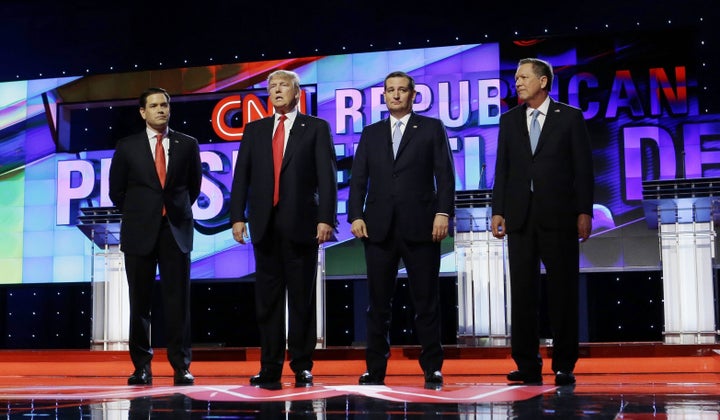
xmin=0 ymin=29 xmax=712 ymax=284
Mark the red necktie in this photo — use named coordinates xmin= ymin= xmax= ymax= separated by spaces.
xmin=155 ymin=133 xmax=167 ymax=215
xmin=272 ymin=115 xmax=287 ymax=206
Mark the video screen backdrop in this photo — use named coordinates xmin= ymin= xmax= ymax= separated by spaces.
xmin=0 ymin=29 xmax=710 ymax=284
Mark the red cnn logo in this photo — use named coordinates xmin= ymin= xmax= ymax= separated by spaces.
xmin=211 ymin=90 xmax=309 ymax=141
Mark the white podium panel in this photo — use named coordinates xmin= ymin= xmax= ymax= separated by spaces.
xmin=316 ymin=245 xmax=326 ymax=349
xmin=91 ymin=244 xmax=130 ymax=351
xmin=642 ymin=178 xmax=720 ymax=345
xmin=660 ymin=221 xmax=716 ymax=344
xmin=454 ymin=190 xmax=510 ymax=346
xmin=77 ymin=207 xmax=130 ymax=351
xmin=285 ymin=244 xmax=327 ymax=349
xmin=455 ymin=230 xmax=510 ymax=345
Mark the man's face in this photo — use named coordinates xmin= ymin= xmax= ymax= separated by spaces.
xmin=140 ymin=93 xmax=170 ymax=131
xmin=514 ymin=63 xmax=547 ymax=104
xmin=384 ymin=76 xmax=416 ymax=117
xmin=268 ymin=76 xmax=299 ymax=114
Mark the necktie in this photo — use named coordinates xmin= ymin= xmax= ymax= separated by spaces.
xmin=392 ymin=120 xmax=403 ymax=157
xmin=154 ymin=133 xmax=166 ymax=215
xmin=529 ymin=109 xmax=541 ymax=153
xmin=272 ymin=114 xmax=287 ymax=206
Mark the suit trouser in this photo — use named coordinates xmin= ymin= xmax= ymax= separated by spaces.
xmin=507 ymin=197 xmax=580 ymax=374
xmin=124 ymin=218 xmax=192 ymax=373
xmin=363 ymin=228 xmax=443 ymax=378
xmin=252 ymin=211 xmax=318 ymax=376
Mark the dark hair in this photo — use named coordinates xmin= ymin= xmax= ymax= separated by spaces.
xmin=139 ymin=87 xmax=171 ymax=108
xmin=384 ymin=71 xmax=415 ymax=91
xmin=518 ymin=58 xmax=554 ymax=92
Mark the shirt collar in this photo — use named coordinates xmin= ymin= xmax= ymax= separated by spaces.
xmin=527 ymin=97 xmax=551 ymax=117
xmin=276 ymin=107 xmax=298 ymax=124
xmin=390 ymin=112 xmax=411 ymax=127
xmin=147 ymin=127 xmax=168 ymax=140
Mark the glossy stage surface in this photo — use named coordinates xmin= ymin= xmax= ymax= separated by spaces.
xmin=0 ymin=343 xmax=719 ymax=418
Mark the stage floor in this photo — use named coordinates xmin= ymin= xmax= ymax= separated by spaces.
xmin=0 ymin=343 xmax=719 ymax=418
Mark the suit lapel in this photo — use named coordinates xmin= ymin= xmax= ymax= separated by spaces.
xmin=281 ymin=113 xmax=307 ymax=170
xmin=535 ymin=99 xmax=562 ymax=154
xmin=137 ymin=132 xmax=164 ymax=188
xmin=395 ymin=113 xmax=418 ymax=160
xmin=165 ymin=129 xmax=180 ymax=185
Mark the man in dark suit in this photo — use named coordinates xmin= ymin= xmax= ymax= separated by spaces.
xmin=109 ymin=87 xmax=203 ymax=386
xmin=348 ymin=71 xmax=455 ymax=388
xmin=491 ymin=58 xmax=594 ymax=386
xmin=230 ymin=69 xmax=337 ymax=388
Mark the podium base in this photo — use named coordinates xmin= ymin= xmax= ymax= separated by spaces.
xmin=663 ymin=331 xmax=717 ymax=345
xmin=91 ymin=341 xmax=129 ymax=351
xmin=457 ymin=335 xmax=510 ymax=347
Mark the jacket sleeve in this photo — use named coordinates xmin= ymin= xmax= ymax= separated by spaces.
xmin=433 ymin=119 xmax=456 ymax=216
xmin=108 ymin=139 xmax=128 ymax=211
xmin=315 ymin=119 xmax=338 ymax=226
xmin=347 ymin=127 xmax=370 ymax=223
xmin=570 ymin=109 xmax=595 ymax=215
xmin=491 ymin=115 xmax=508 ymax=217
xmin=230 ymin=131 xmax=252 ymax=224
xmin=188 ymin=137 xmax=203 ymax=205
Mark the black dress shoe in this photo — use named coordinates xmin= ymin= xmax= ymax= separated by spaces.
xmin=424 ymin=370 xmax=443 ymax=389
xmin=173 ymin=369 xmax=195 ymax=386
xmin=358 ymin=372 xmax=385 ymax=385
xmin=506 ymin=370 xmax=543 ymax=385
xmin=294 ymin=370 xmax=313 ymax=387
xmin=250 ymin=370 xmax=281 ymax=388
xmin=127 ymin=368 xmax=152 ymax=386
xmin=555 ymin=371 xmax=576 ymax=386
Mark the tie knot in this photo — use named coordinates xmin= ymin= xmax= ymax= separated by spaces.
xmin=531 ymin=109 xmax=540 ymax=119
xmin=156 ymin=133 xmax=163 ymax=141
xmin=278 ymin=114 xmax=287 ymax=122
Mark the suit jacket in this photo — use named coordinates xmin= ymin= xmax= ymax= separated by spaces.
xmin=109 ymin=129 xmax=202 ymax=255
xmin=230 ymin=113 xmax=338 ymax=245
xmin=348 ymin=112 xmax=455 ymax=243
xmin=491 ymin=98 xmax=594 ymax=232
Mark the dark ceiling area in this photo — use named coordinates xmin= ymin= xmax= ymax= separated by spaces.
xmin=1 ymin=1 xmax=717 ymax=85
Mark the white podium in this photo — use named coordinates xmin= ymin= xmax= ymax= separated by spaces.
xmin=316 ymin=244 xmax=327 ymax=349
xmin=284 ymin=242 xmax=329 ymax=349
xmin=454 ymin=190 xmax=511 ymax=346
xmin=78 ymin=207 xmax=130 ymax=351
xmin=642 ymin=179 xmax=719 ymax=344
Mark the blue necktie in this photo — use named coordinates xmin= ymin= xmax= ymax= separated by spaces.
xmin=529 ymin=109 xmax=541 ymax=153
xmin=392 ymin=120 xmax=403 ymax=157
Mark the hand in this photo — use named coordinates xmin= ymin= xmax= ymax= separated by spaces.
xmin=491 ymin=215 xmax=506 ymax=239
xmin=232 ymin=221 xmax=248 ymax=244
xmin=316 ymin=222 xmax=334 ymax=244
xmin=577 ymin=213 xmax=592 ymax=242
xmin=350 ymin=219 xmax=368 ymax=239
xmin=432 ymin=214 xmax=449 ymax=242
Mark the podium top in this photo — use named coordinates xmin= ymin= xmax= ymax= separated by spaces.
xmin=642 ymin=178 xmax=720 ymax=200
xmin=454 ymin=190 xmax=493 ymax=232
xmin=77 ymin=207 xmax=122 ymax=247
xmin=455 ymin=189 xmax=492 ymax=208
xmin=641 ymin=178 xmax=720 ymax=227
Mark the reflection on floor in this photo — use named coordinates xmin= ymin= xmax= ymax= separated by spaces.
xmin=0 ymin=343 xmax=719 ymax=418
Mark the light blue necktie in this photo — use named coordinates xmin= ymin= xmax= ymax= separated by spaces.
xmin=529 ymin=109 xmax=541 ymax=153
xmin=392 ymin=120 xmax=403 ymax=157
